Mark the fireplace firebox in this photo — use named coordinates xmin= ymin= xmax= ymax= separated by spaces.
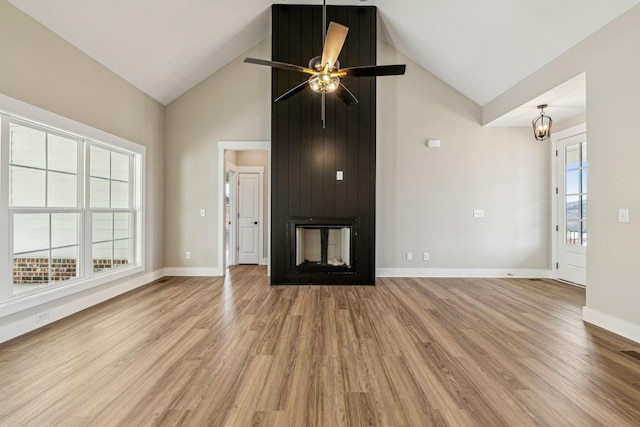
xmin=289 ymin=217 xmax=357 ymax=274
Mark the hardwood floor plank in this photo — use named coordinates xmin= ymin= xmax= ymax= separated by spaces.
xmin=1 ymin=266 xmax=640 ymax=426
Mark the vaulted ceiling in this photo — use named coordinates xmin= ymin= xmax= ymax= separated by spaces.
xmin=8 ymin=0 xmax=640 ymax=111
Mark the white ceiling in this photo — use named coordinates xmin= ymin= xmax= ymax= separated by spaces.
xmin=8 ymin=0 xmax=640 ymax=107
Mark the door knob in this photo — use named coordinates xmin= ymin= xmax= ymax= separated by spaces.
xmin=254 ymin=221 xmax=258 ymax=225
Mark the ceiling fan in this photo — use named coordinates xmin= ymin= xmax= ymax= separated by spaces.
xmin=244 ymin=0 xmax=406 ymax=128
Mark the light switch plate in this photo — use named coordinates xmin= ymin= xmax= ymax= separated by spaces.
xmin=618 ymin=208 xmax=629 ymax=222
xmin=336 ymin=171 xmax=344 ymax=181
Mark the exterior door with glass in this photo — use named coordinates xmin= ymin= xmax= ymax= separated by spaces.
xmin=556 ymin=132 xmax=587 ymax=286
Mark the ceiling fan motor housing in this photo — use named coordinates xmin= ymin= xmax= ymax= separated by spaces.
xmin=309 ymin=56 xmax=340 ymax=71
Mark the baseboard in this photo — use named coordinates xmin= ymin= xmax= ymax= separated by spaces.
xmin=583 ymin=307 xmax=640 ymax=344
xmin=375 ymin=268 xmax=552 ymax=279
xmin=164 ymin=267 xmax=223 ymax=277
xmin=259 ymin=258 xmax=268 ymax=266
xmin=0 ymin=268 xmax=166 ymax=344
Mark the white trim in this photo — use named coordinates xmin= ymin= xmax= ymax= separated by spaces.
xmin=550 ymin=123 xmax=586 ymax=281
xmin=583 ymin=307 xmax=640 ymax=344
xmin=217 ymin=141 xmax=271 ymax=277
xmin=260 ymin=257 xmax=268 ymax=266
xmin=0 ymin=268 xmax=165 ymax=344
xmin=164 ymin=267 xmax=222 ymax=277
xmin=376 ymin=268 xmax=552 ymax=278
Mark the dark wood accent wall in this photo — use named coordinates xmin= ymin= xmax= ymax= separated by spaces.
xmin=271 ymin=5 xmax=376 ymax=285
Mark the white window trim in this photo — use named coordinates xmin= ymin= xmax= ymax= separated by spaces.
xmin=0 ymin=93 xmax=145 ymax=317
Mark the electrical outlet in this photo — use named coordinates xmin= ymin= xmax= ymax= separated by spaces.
xmin=423 ymin=252 xmax=429 ymax=261
xmin=35 ymin=311 xmax=49 ymax=324
xmin=473 ymin=209 xmax=485 ymax=218
xmin=200 ymin=209 xmax=206 ymax=217
xmin=406 ymin=252 xmax=413 ymax=261
xmin=186 ymin=251 xmax=192 ymax=260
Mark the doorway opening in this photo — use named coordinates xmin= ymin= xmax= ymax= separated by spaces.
xmin=218 ymin=141 xmax=271 ymax=275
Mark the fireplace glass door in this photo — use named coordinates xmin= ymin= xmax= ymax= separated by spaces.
xmin=295 ymin=226 xmax=351 ymax=268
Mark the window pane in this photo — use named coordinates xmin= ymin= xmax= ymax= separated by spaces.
xmin=48 ymin=171 xmax=77 ymax=208
xmin=582 ymin=220 xmax=588 ymax=246
xmin=114 ymin=239 xmax=132 ymax=266
xmin=10 ymin=166 xmax=46 ymax=207
xmin=10 ymin=124 xmax=46 ymax=169
xmin=566 ymin=195 xmax=580 ymax=220
xmin=48 ymin=134 xmax=78 ymax=173
xmin=91 ymin=177 xmax=110 ymax=208
xmin=90 ymin=145 xmax=111 ymax=179
xmin=93 ymin=241 xmax=113 ymax=272
xmin=581 ymin=196 xmax=587 ymax=219
xmin=565 ymin=221 xmax=581 ymax=245
xmin=581 ymin=143 xmax=587 ymax=167
xmin=14 ymin=213 xmax=49 ymax=254
xmin=93 ymin=213 xmax=113 ymax=242
xmin=51 ymin=247 xmax=80 ymax=282
xmin=565 ymin=144 xmax=580 ymax=169
xmin=114 ymin=213 xmax=131 ymax=239
xmin=52 ymin=213 xmax=80 ymax=248
xmin=581 ymin=169 xmax=587 ymax=193
xmin=566 ymin=170 xmax=580 ymax=195
xmin=111 ymin=152 xmax=130 ymax=182
xmin=111 ymin=181 xmax=130 ymax=208
xmin=14 ymin=249 xmax=50 ymax=293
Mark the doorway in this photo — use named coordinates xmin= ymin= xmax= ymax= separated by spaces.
xmin=217 ymin=141 xmax=271 ymax=274
xmin=237 ymin=168 xmax=263 ymax=264
xmin=553 ymin=125 xmax=587 ymax=286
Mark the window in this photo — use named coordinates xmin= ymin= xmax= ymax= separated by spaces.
xmin=1 ymin=113 xmax=143 ymax=299
xmin=90 ymin=144 xmax=134 ymax=273
xmin=565 ymin=142 xmax=587 ymax=246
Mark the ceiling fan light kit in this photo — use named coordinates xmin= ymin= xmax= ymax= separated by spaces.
xmin=532 ymin=104 xmax=552 ymax=141
xmin=244 ymin=0 xmax=406 ymax=128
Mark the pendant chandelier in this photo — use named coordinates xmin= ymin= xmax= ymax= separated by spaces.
xmin=532 ymin=104 xmax=552 ymax=141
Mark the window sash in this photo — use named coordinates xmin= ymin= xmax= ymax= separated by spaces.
xmin=2 ymin=114 xmax=140 ymax=298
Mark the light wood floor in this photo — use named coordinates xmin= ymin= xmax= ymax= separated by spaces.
xmin=1 ymin=266 xmax=640 ymax=426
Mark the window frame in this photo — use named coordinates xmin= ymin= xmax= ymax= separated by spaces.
xmin=0 ymin=94 xmax=145 ymax=316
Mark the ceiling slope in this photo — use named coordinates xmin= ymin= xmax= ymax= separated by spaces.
xmin=8 ymin=0 xmax=640 ymax=105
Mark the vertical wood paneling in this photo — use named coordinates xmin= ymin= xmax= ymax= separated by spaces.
xmin=272 ymin=5 xmax=376 ymax=285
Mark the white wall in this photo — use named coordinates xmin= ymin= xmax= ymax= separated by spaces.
xmin=376 ymin=40 xmax=550 ymax=276
xmin=164 ymin=34 xmax=551 ymax=279
xmin=484 ymin=5 xmax=640 ymax=342
xmin=164 ymin=39 xmax=271 ymax=272
xmin=0 ymin=1 xmax=164 ymax=338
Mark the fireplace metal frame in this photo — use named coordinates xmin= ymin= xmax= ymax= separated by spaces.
xmin=287 ymin=216 xmax=358 ymax=275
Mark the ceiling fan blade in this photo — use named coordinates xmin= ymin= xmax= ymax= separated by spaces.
xmin=320 ymin=22 xmax=348 ymax=71
xmin=244 ymin=58 xmax=316 ymax=75
xmin=274 ymin=80 xmax=309 ymax=102
xmin=338 ymin=64 xmax=406 ymax=78
xmin=335 ymin=84 xmax=359 ymax=106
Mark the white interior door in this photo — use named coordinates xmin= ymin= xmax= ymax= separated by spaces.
xmin=556 ymin=132 xmax=587 ymax=286
xmin=237 ymin=172 xmax=260 ymax=264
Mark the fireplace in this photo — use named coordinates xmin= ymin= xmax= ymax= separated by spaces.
xmin=270 ymin=4 xmax=376 ymax=285
xmin=289 ymin=217 xmax=357 ymax=274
